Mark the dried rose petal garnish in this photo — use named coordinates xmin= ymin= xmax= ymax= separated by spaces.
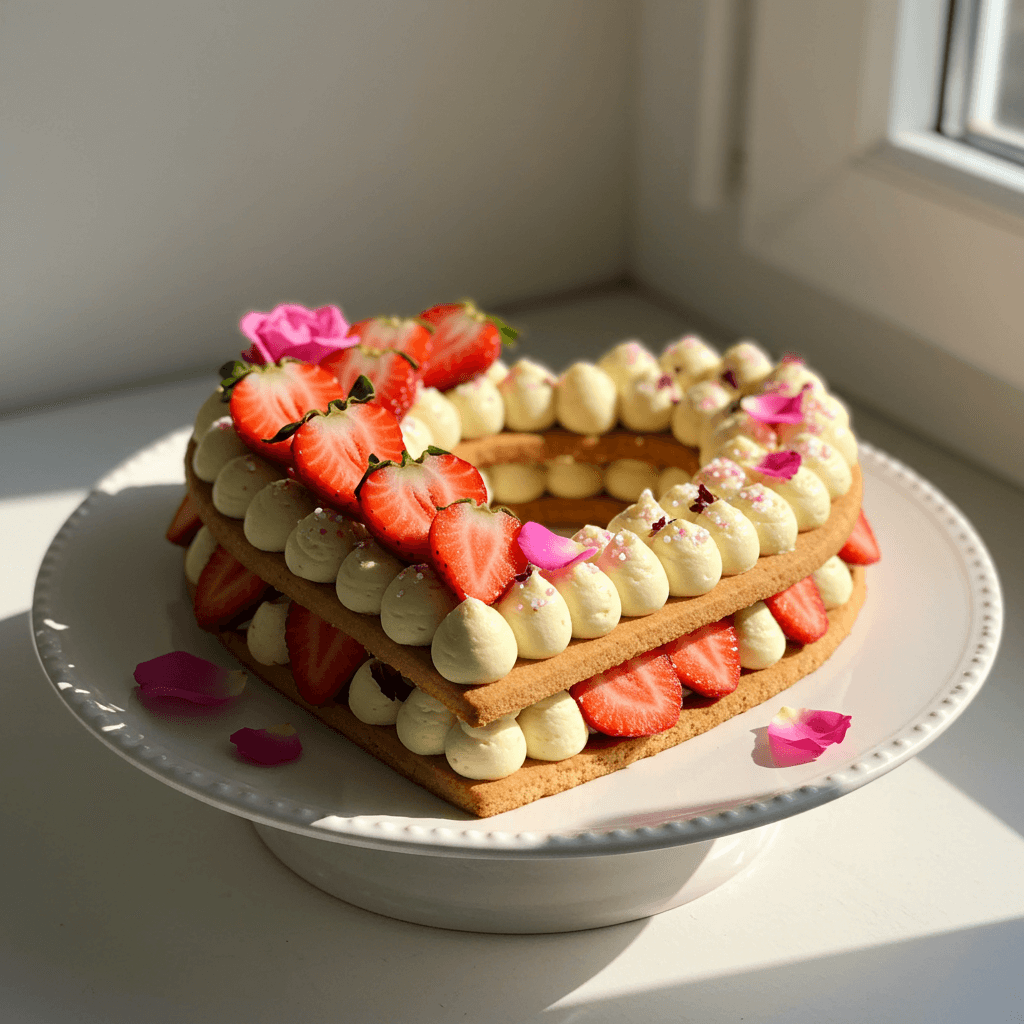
xmin=229 ymin=724 xmax=303 ymax=765
xmin=768 ymin=706 xmax=852 ymax=767
xmin=741 ymin=383 xmax=811 ymax=424
xmin=648 ymin=516 xmax=673 ymax=538
xmin=370 ymin=661 xmax=414 ymax=703
xmin=239 ymin=303 xmax=357 ymax=365
xmin=516 ymin=521 xmax=596 ymax=571
xmin=754 ymin=450 xmax=802 ymax=480
xmin=689 ymin=483 xmax=717 ymax=514
xmin=134 ymin=652 xmax=246 ymax=706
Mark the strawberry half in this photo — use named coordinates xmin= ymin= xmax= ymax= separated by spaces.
xmin=764 ymin=576 xmax=829 ymax=645
xmin=166 ymin=492 xmax=202 ymax=547
xmin=658 ymin=618 xmax=740 ymax=699
xmin=226 ymin=360 xmax=347 ymax=466
xmin=838 ymin=509 xmax=881 ymax=565
xmin=418 ymin=300 xmax=517 ymax=391
xmin=428 ymin=500 xmax=526 ymax=604
xmin=285 ymin=603 xmax=366 ymax=705
xmin=289 ymin=378 xmax=406 ymax=519
xmin=194 ymin=545 xmax=270 ymax=630
xmin=356 ymin=449 xmax=488 ymax=562
xmin=320 ymin=345 xmax=421 ymax=420
xmin=347 ymin=316 xmax=433 ymax=368
xmin=570 ymin=651 xmax=683 ymax=737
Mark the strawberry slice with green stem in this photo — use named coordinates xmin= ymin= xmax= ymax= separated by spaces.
xmin=224 ymin=359 xmax=347 ymax=466
xmin=320 ymin=345 xmax=421 ymax=421
xmin=764 ymin=576 xmax=829 ymax=645
xmin=356 ymin=448 xmax=488 ymax=563
xmin=428 ymin=500 xmax=526 ymax=605
xmin=166 ymin=491 xmax=202 ymax=547
xmin=285 ymin=603 xmax=366 ymax=706
xmin=570 ymin=651 xmax=683 ymax=737
xmin=194 ymin=546 xmax=270 ymax=630
xmin=658 ymin=618 xmax=740 ymax=699
xmin=347 ymin=316 xmax=434 ymax=368
xmin=418 ymin=300 xmax=517 ymax=391
xmin=287 ymin=377 xmax=406 ymax=519
xmin=838 ymin=508 xmax=881 ymax=565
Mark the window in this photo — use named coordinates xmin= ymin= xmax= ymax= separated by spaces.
xmin=742 ymin=0 xmax=1024 ymax=395
xmin=940 ymin=0 xmax=1024 ymax=164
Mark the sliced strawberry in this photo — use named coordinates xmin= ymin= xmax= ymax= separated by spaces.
xmin=764 ymin=576 xmax=829 ymax=645
xmin=570 ymin=651 xmax=682 ymax=737
xmin=320 ymin=345 xmax=421 ymax=420
xmin=356 ymin=449 xmax=488 ymax=562
xmin=347 ymin=316 xmax=433 ymax=368
xmin=838 ymin=508 xmax=881 ymax=565
xmin=285 ymin=603 xmax=366 ymax=705
xmin=418 ymin=302 xmax=464 ymax=328
xmin=291 ymin=382 xmax=406 ymax=519
xmin=166 ymin=492 xmax=202 ymax=547
xmin=194 ymin=546 xmax=269 ymax=630
xmin=428 ymin=500 xmax=526 ymax=604
xmin=226 ymin=360 xmax=347 ymax=465
xmin=659 ymin=618 xmax=740 ymax=699
xmin=419 ymin=300 xmax=517 ymax=391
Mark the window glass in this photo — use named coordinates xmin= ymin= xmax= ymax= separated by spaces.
xmin=995 ymin=0 xmax=1024 ymax=130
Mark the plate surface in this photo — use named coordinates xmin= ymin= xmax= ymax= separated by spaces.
xmin=31 ymin=429 xmax=1002 ymax=858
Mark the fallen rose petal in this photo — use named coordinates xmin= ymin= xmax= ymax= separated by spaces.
xmin=754 ymin=450 xmax=802 ymax=480
xmin=517 ymin=521 xmax=597 ymax=571
xmin=768 ymin=706 xmax=852 ymax=766
xmin=230 ymin=724 xmax=303 ymax=765
xmin=741 ymin=384 xmax=811 ymax=424
xmin=239 ymin=303 xmax=357 ymax=365
xmin=134 ymin=651 xmax=246 ymax=706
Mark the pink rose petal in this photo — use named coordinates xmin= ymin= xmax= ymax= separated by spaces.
xmin=741 ymin=383 xmax=811 ymax=424
xmin=768 ymin=706 xmax=852 ymax=767
xmin=230 ymin=724 xmax=303 ymax=765
xmin=239 ymin=303 xmax=357 ymax=365
xmin=516 ymin=521 xmax=597 ymax=571
xmin=134 ymin=651 xmax=246 ymax=706
xmin=754 ymin=450 xmax=802 ymax=480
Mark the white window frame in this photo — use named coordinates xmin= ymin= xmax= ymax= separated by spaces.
xmin=742 ymin=0 xmax=1024 ymax=394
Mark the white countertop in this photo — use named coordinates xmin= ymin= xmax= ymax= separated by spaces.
xmin=2 ymin=291 xmax=1022 ymax=1023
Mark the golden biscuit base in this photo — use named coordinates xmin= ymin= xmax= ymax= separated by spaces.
xmin=207 ymin=567 xmax=865 ymax=817
xmin=186 ymin=437 xmax=862 ymax=726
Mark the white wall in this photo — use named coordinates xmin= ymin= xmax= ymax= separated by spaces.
xmin=1 ymin=0 xmax=633 ymax=411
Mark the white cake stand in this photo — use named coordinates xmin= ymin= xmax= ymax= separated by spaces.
xmin=31 ymin=430 xmax=1002 ymax=932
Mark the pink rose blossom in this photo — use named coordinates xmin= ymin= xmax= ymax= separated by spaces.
xmin=239 ymin=303 xmax=356 ymax=365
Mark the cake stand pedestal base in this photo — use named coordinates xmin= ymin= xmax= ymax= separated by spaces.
xmin=253 ymin=820 xmax=780 ymax=933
